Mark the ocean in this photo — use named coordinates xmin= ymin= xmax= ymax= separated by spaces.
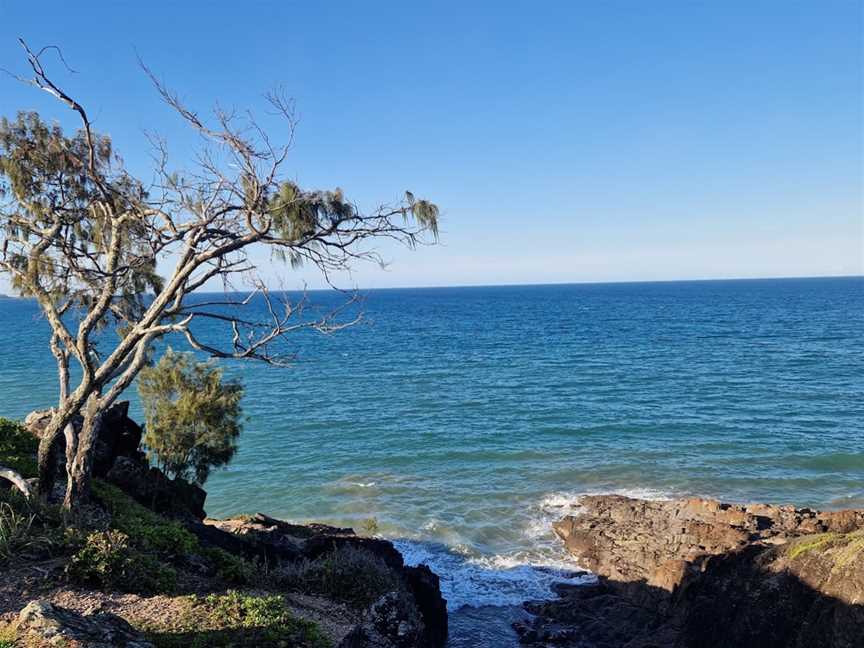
xmin=1 ymin=277 xmax=862 ymax=645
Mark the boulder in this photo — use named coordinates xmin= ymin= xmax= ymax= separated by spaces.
xmin=403 ymin=564 xmax=448 ymax=648
xmin=346 ymin=591 xmax=426 ymax=648
xmin=106 ymin=456 xmax=206 ymax=520
xmin=25 ymin=402 xmax=144 ymax=479
xmin=521 ymin=495 xmax=864 ymax=647
xmin=17 ymin=600 xmax=154 ymax=648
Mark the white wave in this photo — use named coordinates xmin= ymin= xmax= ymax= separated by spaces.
xmin=394 ymin=539 xmax=595 ymax=610
xmin=396 ymin=487 xmax=672 ymax=610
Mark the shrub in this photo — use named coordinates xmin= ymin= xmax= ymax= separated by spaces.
xmin=0 ymin=418 xmax=37 ymax=478
xmin=138 ymin=349 xmax=243 ymax=485
xmin=67 ymin=529 xmax=177 ymax=594
xmin=144 ymin=591 xmax=329 ymax=648
xmin=275 ymin=545 xmax=400 ymax=607
xmin=92 ymin=481 xmax=198 ymax=556
xmin=0 ymin=500 xmax=35 ymax=560
xmin=0 ymin=489 xmax=65 ymax=561
xmin=201 ymin=546 xmax=258 ymax=585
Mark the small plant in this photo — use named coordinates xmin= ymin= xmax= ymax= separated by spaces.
xmin=202 ymin=546 xmax=258 ymax=585
xmin=138 ymin=349 xmax=244 ymax=485
xmin=67 ymin=529 xmax=177 ymax=594
xmin=361 ymin=517 xmax=380 ymax=536
xmin=276 ymin=545 xmax=400 ymax=607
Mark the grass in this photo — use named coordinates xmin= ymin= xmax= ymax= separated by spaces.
xmin=0 ymin=485 xmax=66 ymax=564
xmin=275 ymin=544 xmax=400 ymax=608
xmin=143 ymin=591 xmax=330 ymax=648
xmin=0 ymin=418 xmax=37 ymax=478
xmin=832 ymin=529 xmax=864 ymax=569
xmin=787 ymin=529 xmax=864 ymax=572
xmin=92 ymin=481 xmax=198 ymax=556
xmin=0 ymin=622 xmax=16 ymax=648
xmin=93 ymin=480 xmax=262 ymax=586
xmin=787 ymin=532 xmax=840 ymax=560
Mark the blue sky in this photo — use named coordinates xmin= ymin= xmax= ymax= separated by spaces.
xmin=0 ymin=1 xmax=861 ymax=290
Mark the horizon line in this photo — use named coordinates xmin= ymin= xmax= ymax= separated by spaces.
xmin=1 ymin=273 xmax=861 ymax=299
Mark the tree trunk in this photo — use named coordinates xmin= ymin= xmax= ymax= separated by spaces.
xmin=36 ymin=422 xmax=62 ymax=500
xmin=64 ymin=396 xmax=103 ymax=511
xmin=0 ymin=466 xmax=32 ymax=498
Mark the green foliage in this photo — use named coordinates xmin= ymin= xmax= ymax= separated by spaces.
xmin=93 ymin=481 xmax=262 ymax=588
xmin=0 ymin=487 xmax=66 ymax=562
xmin=0 ymin=112 xmax=162 ymax=311
xmin=67 ymin=529 xmax=177 ymax=594
xmin=146 ymin=591 xmax=329 ymax=648
xmin=0 ymin=500 xmax=36 ymax=560
xmin=201 ymin=546 xmax=257 ymax=585
xmin=92 ymin=481 xmax=198 ymax=555
xmin=0 ymin=417 xmax=37 ymax=478
xmin=138 ymin=349 xmax=243 ymax=485
xmin=276 ymin=545 xmax=400 ymax=607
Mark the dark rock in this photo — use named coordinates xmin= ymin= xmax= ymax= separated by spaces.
xmin=17 ymin=600 xmax=154 ymax=647
xmin=403 ymin=564 xmax=448 ymax=647
xmin=106 ymin=455 xmax=206 ymax=520
xmin=340 ymin=592 xmax=426 ymax=648
xmin=25 ymin=402 xmax=144 ymax=479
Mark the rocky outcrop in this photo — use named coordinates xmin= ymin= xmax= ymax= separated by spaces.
xmin=25 ymin=402 xmax=143 ymax=479
xmin=202 ymin=513 xmax=448 ymax=647
xmin=339 ymin=591 xmax=428 ymax=648
xmin=517 ymin=495 xmax=864 ymax=647
xmin=25 ymin=405 xmax=206 ymax=519
xmin=106 ymin=455 xmax=206 ymax=520
xmin=17 ymin=600 xmax=154 ymax=647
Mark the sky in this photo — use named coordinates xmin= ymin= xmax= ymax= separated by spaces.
xmin=0 ymin=1 xmax=861 ymax=291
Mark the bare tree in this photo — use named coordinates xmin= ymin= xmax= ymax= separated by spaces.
xmin=0 ymin=40 xmax=439 ymax=510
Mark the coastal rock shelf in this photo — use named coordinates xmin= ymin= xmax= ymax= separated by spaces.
xmin=517 ymin=495 xmax=864 ymax=648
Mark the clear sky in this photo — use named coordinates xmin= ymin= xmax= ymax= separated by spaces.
xmin=0 ymin=1 xmax=861 ymax=290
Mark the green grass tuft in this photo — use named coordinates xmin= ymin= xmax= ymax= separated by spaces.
xmin=144 ymin=591 xmax=330 ymax=648
xmin=788 ymin=533 xmax=839 ymax=560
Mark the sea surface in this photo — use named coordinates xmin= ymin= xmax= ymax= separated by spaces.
xmin=1 ymin=277 xmax=862 ymax=645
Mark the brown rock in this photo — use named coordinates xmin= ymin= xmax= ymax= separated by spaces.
xmin=522 ymin=495 xmax=864 ymax=648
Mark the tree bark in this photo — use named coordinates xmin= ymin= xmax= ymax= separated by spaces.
xmin=0 ymin=466 xmax=32 ymax=498
xmin=64 ymin=396 xmax=102 ymax=510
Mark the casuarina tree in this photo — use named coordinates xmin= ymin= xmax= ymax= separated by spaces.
xmin=0 ymin=40 xmax=439 ymax=509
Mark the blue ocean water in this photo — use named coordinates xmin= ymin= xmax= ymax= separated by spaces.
xmin=1 ymin=277 xmax=862 ymax=644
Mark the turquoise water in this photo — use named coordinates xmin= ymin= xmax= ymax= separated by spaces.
xmin=1 ymin=277 xmax=862 ymax=644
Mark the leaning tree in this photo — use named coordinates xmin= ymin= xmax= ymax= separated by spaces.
xmin=0 ymin=41 xmax=439 ymax=510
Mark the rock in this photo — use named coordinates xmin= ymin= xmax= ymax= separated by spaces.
xmin=403 ymin=564 xmax=448 ymax=647
xmin=205 ymin=513 xmax=448 ymax=647
xmin=340 ymin=592 xmax=425 ymax=648
xmin=25 ymin=402 xmax=144 ymax=479
xmin=524 ymin=495 xmax=864 ymax=647
xmin=106 ymin=456 xmax=206 ymax=520
xmin=17 ymin=600 xmax=154 ymax=647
